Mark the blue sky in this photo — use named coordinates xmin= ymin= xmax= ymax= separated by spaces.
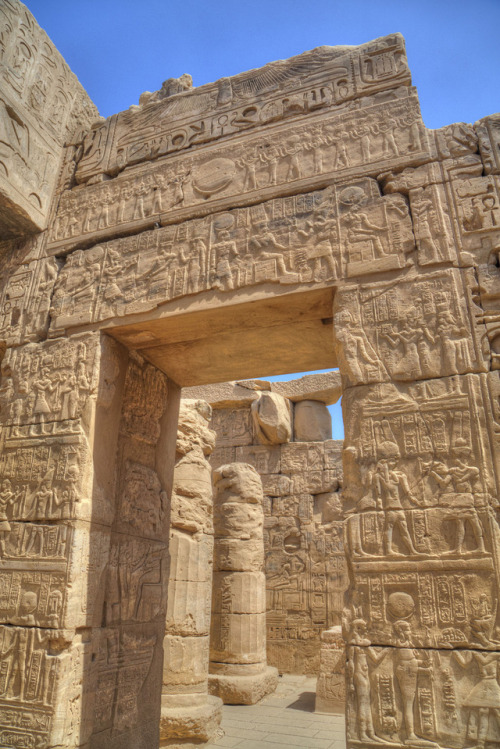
xmin=25 ymin=0 xmax=500 ymax=439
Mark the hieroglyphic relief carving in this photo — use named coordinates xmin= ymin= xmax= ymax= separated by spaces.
xmin=0 ymin=626 xmax=90 ymax=749
xmin=48 ymin=88 xmax=427 ymax=250
xmin=1 ymin=10 xmax=500 ymax=747
xmin=346 ymin=643 xmax=500 ymax=749
xmin=315 ymin=625 xmax=345 ymax=712
xmin=0 ymin=256 xmax=60 ymax=347
xmin=0 ymin=334 xmax=100 ymax=434
xmin=333 ymin=268 xmax=488 ymax=389
xmin=75 ymin=34 xmax=410 ymax=184
xmin=93 ymin=350 xmax=171 ymax=748
xmin=49 ymin=180 xmax=415 ymax=334
xmin=342 ymin=374 xmax=500 ymax=651
xmin=0 ymin=0 xmax=99 ymax=234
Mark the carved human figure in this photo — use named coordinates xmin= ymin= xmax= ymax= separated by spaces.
xmin=260 ymin=145 xmax=280 ymax=185
xmin=332 ymin=130 xmax=350 ymax=169
xmin=3 ymin=628 xmax=29 ymax=698
xmin=0 ymin=479 xmax=21 ymax=556
xmin=374 ymin=459 xmax=423 ymax=556
xmin=454 ymin=650 xmax=500 ymax=749
xmin=133 ymin=179 xmax=149 ymax=219
xmin=345 ymin=209 xmax=387 ymax=258
xmin=469 ymin=594 xmax=498 ymax=648
xmin=32 ymin=367 xmax=56 ymax=431
xmin=334 ymin=308 xmax=380 ymax=385
xmin=349 ymin=619 xmax=389 ymax=743
xmin=212 ymin=231 xmax=238 ymax=290
xmin=297 ymin=212 xmax=339 ymax=279
xmin=180 ymin=238 xmax=204 ymax=294
xmin=102 ymin=248 xmax=136 ymax=316
xmin=436 ymin=317 xmax=471 ymax=374
xmin=249 ymin=226 xmax=294 ymax=278
xmin=238 ymin=153 xmax=258 ymax=191
xmin=382 ymin=320 xmax=422 ymax=379
xmin=379 ymin=119 xmax=399 ymax=158
xmin=171 ymin=170 xmax=189 ymax=206
xmin=392 ymin=621 xmax=436 ymax=747
xmin=426 ymin=459 xmax=485 ymax=553
xmin=411 ymin=192 xmax=449 ymax=263
xmin=283 ymin=136 xmax=302 ymax=180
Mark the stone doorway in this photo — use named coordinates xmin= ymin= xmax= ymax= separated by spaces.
xmin=1 ymin=4 xmax=500 ymax=747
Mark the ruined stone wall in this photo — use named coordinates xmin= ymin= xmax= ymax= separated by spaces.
xmin=0 ymin=0 xmax=98 ymax=237
xmin=1 ymin=5 xmax=500 ymax=747
xmin=185 ymin=374 xmax=346 ymax=675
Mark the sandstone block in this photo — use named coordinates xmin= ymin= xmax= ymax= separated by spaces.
xmin=208 ymin=665 xmax=279 ymax=705
xmin=294 ymin=400 xmax=332 ymax=442
xmin=251 ymin=391 xmax=292 ymax=445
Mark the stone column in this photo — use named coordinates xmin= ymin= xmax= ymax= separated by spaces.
xmin=315 ymin=625 xmax=345 ymax=713
xmin=209 ymin=463 xmax=278 ymax=704
xmin=160 ymin=399 xmax=222 ymax=747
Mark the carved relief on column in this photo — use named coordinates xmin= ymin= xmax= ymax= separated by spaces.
xmin=160 ymin=399 xmax=222 ymax=747
xmin=0 ymin=332 xmax=126 ymax=748
xmin=89 ymin=350 xmax=173 ymax=749
xmin=209 ymin=462 xmax=278 ymax=704
xmin=335 ymin=257 xmax=500 ymax=748
xmin=315 ymin=625 xmax=345 ymax=713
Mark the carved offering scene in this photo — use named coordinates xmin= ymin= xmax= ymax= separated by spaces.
xmin=1 ymin=2 xmax=500 ymax=748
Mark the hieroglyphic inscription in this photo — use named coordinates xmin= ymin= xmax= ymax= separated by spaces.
xmin=48 ymin=89 xmax=427 ymax=250
xmin=75 ymin=34 xmax=411 ymax=184
xmin=50 ymin=180 xmax=415 ymax=333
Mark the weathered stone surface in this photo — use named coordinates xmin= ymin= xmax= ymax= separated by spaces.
xmin=183 ymin=370 xmax=342 ymax=407
xmin=315 ymin=625 xmax=345 ymax=713
xmin=161 ymin=400 xmax=222 ymax=744
xmin=294 ymin=399 xmax=332 ymax=441
xmin=0 ymin=0 xmax=98 ymax=236
xmin=251 ymin=391 xmax=292 ymax=445
xmin=210 ymin=463 xmax=277 ymax=703
xmin=190 ymin=379 xmax=345 ymax=675
xmin=1 ymin=14 xmax=499 ymax=749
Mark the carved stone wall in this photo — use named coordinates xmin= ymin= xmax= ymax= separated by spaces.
xmin=185 ymin=373 xmax=346 ymax=675
xmin=1 ymin=7 xmax=499 ymax=748
xmin=0 ymin=0 xmax=98 ymax=237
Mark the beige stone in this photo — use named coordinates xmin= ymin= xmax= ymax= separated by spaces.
xmin=209 ymin=464 xmax=278 ymax=703
xmin=315 ymin=625 xmax=345 ymax=713
xmin=190 ymin=377 xmax=345 ymax=675
xmin=251 ymin=391 xmax=292 ymax=445
xmin=1 ymin=12 xmax=499 ymax=749
xmin=0 ymin=0 xmax=98 ymax=236
xmin=294 ymin=399 xmax=332 ymax=441
xmin=160 ymin=400 xmax=222 ymax=745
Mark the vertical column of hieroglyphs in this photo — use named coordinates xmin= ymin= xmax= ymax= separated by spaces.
xmin=0 ymin=0 xmax=98 ymax=236
xmin=0 ymin=4 xmax=107 ymax=748
xmin=335 ymin=110 xmax=500 ymax=749
xmin=209 ymin=462 xmax=278 ymax=704
xmin=0 ymin=323 xmax=120 ymax=748
xmin=160 ymin=399 xmax=222 ymax=746
xmin=92 ymin=350 xmax=176 ymax=749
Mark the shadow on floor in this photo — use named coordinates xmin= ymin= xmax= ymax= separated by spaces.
xmin=287 ymin=691 xmax=316 ymax=712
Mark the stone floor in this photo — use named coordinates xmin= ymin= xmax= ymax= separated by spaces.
xmin=206 ymin=675 xmax=346 ymax=749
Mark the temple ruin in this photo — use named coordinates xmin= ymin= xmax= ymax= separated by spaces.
xmin=1 ymin=1 xmax=500 ymax=747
